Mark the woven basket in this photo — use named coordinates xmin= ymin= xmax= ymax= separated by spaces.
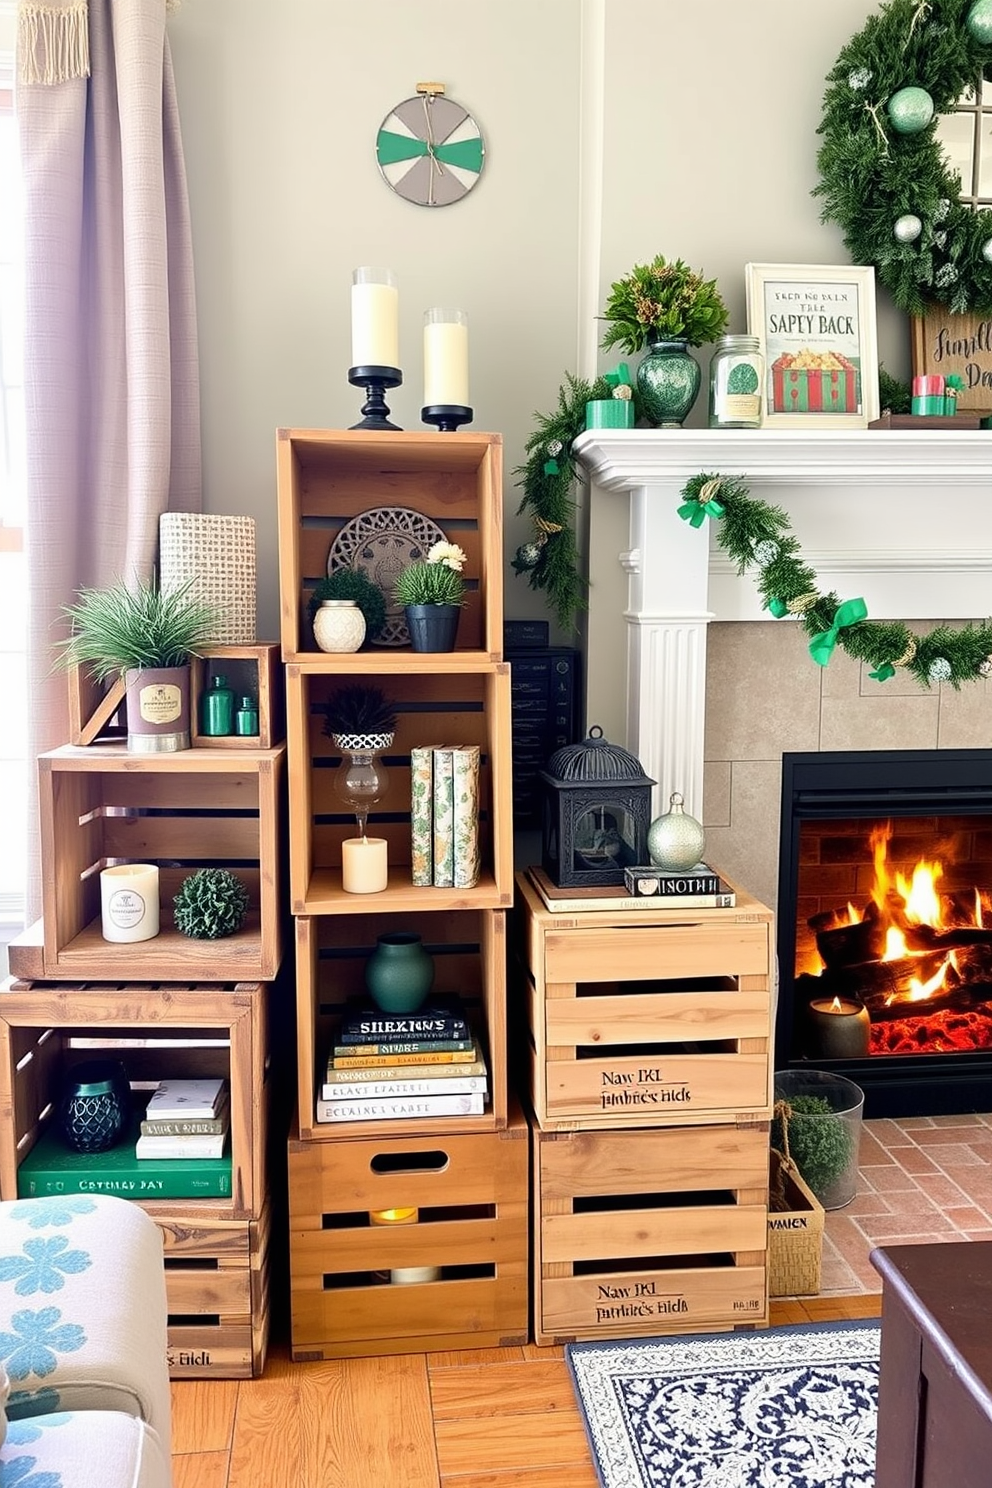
xmin=768 ymin=1148 xmax=825 ymax=1298
xmin=159 ymin=512 xmax=257 ymax=644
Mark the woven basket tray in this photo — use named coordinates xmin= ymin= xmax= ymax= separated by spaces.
xmin=768 ymin=1149 xmax=825 ymax=1298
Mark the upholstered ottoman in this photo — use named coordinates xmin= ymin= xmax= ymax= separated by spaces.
xmin=0 ymin=1194 xmax=172 ymax=1485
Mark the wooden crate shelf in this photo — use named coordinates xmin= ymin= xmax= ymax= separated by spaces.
xmin=37 ymin=744 xmax=285 ymax=981
xmin=161 ymin=1205 xmax=271 ymax=1379
xmin=294 ymin=910 xmax=508 ymax=1141
xmin=515 ymin=870 xmax=775 ymax=1130
xmin=286 ymin=662 xmax=513 ymax=915
xmin=532 ymin=1119 xmax=770 ymax=1346
xmin=276 ymin=428 xmax=504 ymax=661
xmin=191 ymin=644 xmax=284 ymax=749
xmin=287 ymin=1101 xmax=528 ymax=1359
xmin=0 ymin=978 xmax=270 ymax=1221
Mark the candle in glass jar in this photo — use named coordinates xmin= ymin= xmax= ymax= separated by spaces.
xmin=100 ymin=864 xmax=160 ymax=943
xmin=369 ymin=1207 xmax=441 ymax=1285
xmin=341 ymin=835 xmax=388 ymax=894
xmin=351 ymin=267 xmax=399 ymax=367
xmin=808 ymin=996 xmax=870 ymax=1059
xmin=423 ymin=308 xmax=469 ymax=405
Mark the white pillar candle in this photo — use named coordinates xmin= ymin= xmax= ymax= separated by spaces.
xmin=423 ymin=308 xmax=469 ymax=406
xmin=351 ymin=267 xmax=399 ymax=367
xmin=100 ymin=864 xmax=160 ymax=943
xmin=341 ymin=835 xmax=388 ymax=893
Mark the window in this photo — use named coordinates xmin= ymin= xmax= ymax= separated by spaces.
xmin=936 ymin=79 xmax=992 ymax=209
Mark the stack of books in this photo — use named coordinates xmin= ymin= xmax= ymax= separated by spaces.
xmin=527 ymin=863 xmax=737 ymax=913
xmin=318 ymin=995 xmax=488 ymax=1123
xmin=17 ymin=1076 xmax=233 ymax=1200
xmin=410 ymin=744 xmax=480 ymax=888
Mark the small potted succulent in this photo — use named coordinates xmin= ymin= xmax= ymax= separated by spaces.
xmin=56 ymin=576 xmax=222 ymax=752
xmin=393 ymin=541 xmax=467 ymax=652
xmin=600 ymin=254 xmax=729 ymax=427
xmin=307 ymin=568 xmax=387 ymax=652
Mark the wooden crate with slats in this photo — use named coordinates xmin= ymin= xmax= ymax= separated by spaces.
xmin=160 ymin=1204 xmax=271 ymax=1378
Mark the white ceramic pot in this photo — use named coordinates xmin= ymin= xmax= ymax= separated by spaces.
xmin=313 ymin=599 xmax=366 ymax=653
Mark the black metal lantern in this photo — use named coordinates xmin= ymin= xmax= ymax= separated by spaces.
xmin=540 ymin=726 xmax=655 ymax=888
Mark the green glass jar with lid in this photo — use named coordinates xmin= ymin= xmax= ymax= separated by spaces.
xmin=201 ymin=674 xmax=235 ymax=736
xmin=708 ymin=334 xmax=763 ymax=429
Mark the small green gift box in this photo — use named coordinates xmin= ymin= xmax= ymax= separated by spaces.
xmin=585 ymin=399 xmax=635 ymax=430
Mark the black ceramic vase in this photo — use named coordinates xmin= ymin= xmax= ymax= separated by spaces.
xmin=60 ymin=1059 xmax=132 ymax=1153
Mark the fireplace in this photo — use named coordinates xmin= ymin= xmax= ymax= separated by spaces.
xmin=776 ymin=749 xmax=992 ymax=1117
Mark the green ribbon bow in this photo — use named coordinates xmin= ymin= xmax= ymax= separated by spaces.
xmin=868 ymin=662 xmax=896 ymax=682
xmin=767 ymin=597 xmax=789 ymax=618
xmin=808 ymin=597 xmax=869 ymax=666
xmin=677 ymin=493 xmax=726 ymax=528
xmin=543 ymin=458 xmax=560 ymax=476
xmin=605 ymin=363 xmax=632 ymax=396
xmin=945 ymin=375 xmax=965 ymax=393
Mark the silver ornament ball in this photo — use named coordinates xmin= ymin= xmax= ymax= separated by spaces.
xmin=894 ymin=214 xmax=923 ymax=244
xmin=754 ymin=539 xmax=780 ymax=566
xmin=980 ymin=656 xmax=992 ymax=679
xmin=515 ymin=542 xmax=542 ymax=570
xmin=982 ymin=239 xmax=992 ymax=264
xmin=928 ymin=657 xmax=952 ymax=683
xmin=647 ymin=791 xmax=706 ymax=872
xmin=967 ymin=0 xmax=992 ymax=45
xmin=887 ymin=86 xmax=934 ymax=135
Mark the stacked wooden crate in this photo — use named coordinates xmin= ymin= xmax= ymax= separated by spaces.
xmin=3 ymin=669 xmax=285 ymax=1378
xmin=516 ymin=869 xmax=775 ymax=1345
xmin=277 ymin=430 xmax=528 ymax=1358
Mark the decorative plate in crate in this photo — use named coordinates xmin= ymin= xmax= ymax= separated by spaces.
xmin=768 ymin=1148 xmax=825 ymax=1298
xmin=327 ymin=506 xmax=447 ymax=647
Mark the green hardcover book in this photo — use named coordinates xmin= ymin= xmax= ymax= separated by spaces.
xmin=17 ymin=1117 xmax=232 ymax=1200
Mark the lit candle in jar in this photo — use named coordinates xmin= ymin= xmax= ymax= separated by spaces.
xmin=369 ymin=1207 xmax=441 ymax=1285
xmin=808 ymin=996 xmax=871 ymax=1059
xmin=100 ymin=864 xmax=160 ymax=943
xmin=351 ymin=267 xmax=399 ymax=368
xmin=423 ymin=308 xmax=469 ymax=406
xmin=341 ymin=835 xmax=388 ymax=894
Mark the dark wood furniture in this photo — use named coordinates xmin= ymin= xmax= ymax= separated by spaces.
xmin=871 ymin=1241 xmax=992 ymax=1488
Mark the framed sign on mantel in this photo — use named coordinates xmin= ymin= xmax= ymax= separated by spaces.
xmin=911 ymin=308 xmax=992 ymax=416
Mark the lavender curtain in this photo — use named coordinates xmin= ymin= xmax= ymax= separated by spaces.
xmin=17 ymin=0 xmax=201 ymax=920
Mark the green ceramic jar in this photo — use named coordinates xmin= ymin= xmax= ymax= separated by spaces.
xmin=364 ymin=932 xmax=435 ymax=1013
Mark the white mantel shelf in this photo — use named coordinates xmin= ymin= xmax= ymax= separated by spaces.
xmin=572 ymin=427 xmax=992 ymax=822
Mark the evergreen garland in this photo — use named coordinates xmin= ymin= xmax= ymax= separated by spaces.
xmin=679 ymin=471 xmax=992 ymax=686
xmin=513 ymin=372 xmax=641 ymax=631
xmin=816 ymin=0 xmax=992 ymax=316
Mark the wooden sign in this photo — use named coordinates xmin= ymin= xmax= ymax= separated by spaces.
xmin=912 ymin=307 xmax=992 ymax=413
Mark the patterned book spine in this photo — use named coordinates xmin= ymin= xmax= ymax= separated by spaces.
xmin=432 ymin=746 xmax=455 ymax=887
xmin=452 ymin=744 xmax=481 ymax=888
xmin=409 ymin=745 xmax=434 ymax=887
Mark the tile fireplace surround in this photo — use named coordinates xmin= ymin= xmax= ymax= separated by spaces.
xmin=575 ymin=428 xmax=992 ymax=913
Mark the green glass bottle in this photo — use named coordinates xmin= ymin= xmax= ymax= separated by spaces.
xmin=234 ymin=695 xmax=259 ymax=736
xmin=201 ymin=674 xmax=234 ymax=736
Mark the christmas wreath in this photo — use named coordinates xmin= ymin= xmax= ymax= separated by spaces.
xmin=678 ymin=471 xmax=992 ymax=686
xmin=816 ymin=0 xmax=992 ymax=316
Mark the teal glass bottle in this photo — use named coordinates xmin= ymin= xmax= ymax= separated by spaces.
xmin=234 ymin=695 xmax=259 ymax=736
xmin=201 ymin=674 xmax=235 ymax=736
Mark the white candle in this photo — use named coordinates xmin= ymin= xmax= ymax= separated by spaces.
xmin=100 ymin=864 xmax=160 ymax=943
xmin=369 ymin=1208 xmax=441 ymax=1284
xmin=351 ymin=267 xmax=399 ymax=367
xmin=341 ymin=835 xmax=388 ymax=894
xmin=423 ymin=308 xmax=469 ymax=406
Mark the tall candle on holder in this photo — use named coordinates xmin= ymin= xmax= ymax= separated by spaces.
xmin=423 ymin=308 xmax=469 ymax=406
xmin=351 ymin=267 xmax=399 ymax=368
xmin=100 ymin=864 xmax=160 ymax=943
xmin=808 ymin=995 xmax=871 ymax=1059
xmin=341 ymin=835 xmax=388 ymax=894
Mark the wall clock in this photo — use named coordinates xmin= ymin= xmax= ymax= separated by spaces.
xmin=376 ymin=84 xmax=485 ymax=208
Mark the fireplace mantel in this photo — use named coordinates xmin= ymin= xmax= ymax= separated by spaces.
xmin=573 ymin=427 xmax=992 ymax=821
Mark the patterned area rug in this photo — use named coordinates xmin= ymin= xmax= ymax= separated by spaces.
xmin=566 ymin=1321 xmax=880 ymax=1488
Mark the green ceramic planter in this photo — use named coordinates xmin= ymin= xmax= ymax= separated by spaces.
xmin=636 ymin=336 xmax=701 ymax=427
xmin=364 ymin=931 xmax=435 ymax=1013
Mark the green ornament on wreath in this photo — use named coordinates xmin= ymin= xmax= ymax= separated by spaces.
xmin=817 ymin=0 xmax=992 ymax=316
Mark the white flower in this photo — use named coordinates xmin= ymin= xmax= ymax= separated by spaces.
xmin=427 ymin=541 xmax=467 ymax=572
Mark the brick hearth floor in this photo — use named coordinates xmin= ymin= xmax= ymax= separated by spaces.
xmin=819 ymin=1111 xmax=992 ymax=1295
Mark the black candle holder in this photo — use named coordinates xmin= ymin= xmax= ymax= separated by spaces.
xmin=348 ymin=365 xmax=403 ymax=431
xmin=421 ymin=404 xmax=473 ymax=433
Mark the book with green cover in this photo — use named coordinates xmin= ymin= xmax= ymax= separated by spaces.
xmin=409 ymin=744 xmax=437 ymax=887
xmin=432 ymin=746 xmax=455 ymax=887
xmin=17 ymin=1117 xmax=233 ymax=1199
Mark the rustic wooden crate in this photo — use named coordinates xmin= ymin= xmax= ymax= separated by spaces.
xmin=191 ymin=644 xmax=284 ymax=749
xmin=160 ymin=1204 xmax=271 ymax=1378
xmin=66 ymin=665 xmax=127 ymax=747
xmin=0 ymin=978 xmax=270 ymax=1221
xmin=275 ymin=429 xmax=504 ymax=662
xmin=294 ymin=910 xmax=507 ymax=1141
xmin=532 ymin=1119 xmax=770 ymax=1346
xmin=287 ymin=1100 xmax=529 ymax=1358
xmin=286 ymin=662 xmax=512 ymax=915
xmin=515 ymin=870 xmax=774 ymax=1130
xmin=37 ymin=743 xmax=285 ymax=981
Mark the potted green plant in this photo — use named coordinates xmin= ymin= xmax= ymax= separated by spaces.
xmin=392 ymin=541 xmax=466 ymax=652
xmin=307 ymin=568 xmax=387 ymax=652
xmin=57 ymin=576 xmax=221 ymax=752
xmin=600 ymin=254 xmax=729 ymax=427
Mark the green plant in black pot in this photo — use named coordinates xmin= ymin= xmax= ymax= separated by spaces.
xmin=173 ymin=869 xmax=250 ymax=939
xmin=393 ymin=542 xmax=466 ymax=652
xmin=772 ymin=1095 xmax=854 ymax=1201
xmin=306 ymin=568 xmax=387 ymax=641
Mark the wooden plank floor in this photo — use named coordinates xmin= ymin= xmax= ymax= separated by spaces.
xmin=171 ymin=1294 xmax=882 ymax=1488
